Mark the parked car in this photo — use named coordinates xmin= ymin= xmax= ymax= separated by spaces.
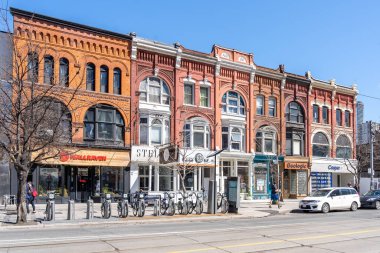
xmin=360 ymin=190 xmax=380 ymax=209
xmin=299 ymin=187 xmax=361 ymax=213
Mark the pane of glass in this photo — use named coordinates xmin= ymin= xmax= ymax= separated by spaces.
xmin=100 ymin=67 xmax=108 ymax=93
xmin=151 ymin=125 xmax=162 ymax=145
xmin=97 ymin=109 xmax=113 ymax=122
xmin=222 ymin=133 xmax=229 ymax=149
xmin=193 ymin=132 xmax=204 ymax=148
xmin=269 ymin=108 xmax=274 ymax=117
xmin=162 ymin=95 xmax=170 ymax=105
xmin=184 ymin=84 xmax=193 ymax=104
xmin=229 ymin=107 xmax=238 ymax=114
xmin=140 ymin=92 xmax=147 ymax=102
xmin=222 ymin=93 xmax=227 ymax=103
xmin=231 ymin=132 xmax=241 ymax=142
xmin=313 ymin=144 xmax=329 ymax=157
xmin=84 ymin=123 xmax=95 ymax=139
xmin=140 ymin=80 xmax=147 ymax=91
xmin=256 ymin=137 xmax=262 ymax=152
xmin=200 ymin=87 xmax=209 ymax=107
xmin=293 ymin=140 xmax=301 ymax=155
xmin=59 ymin=59 xmax=69 ymax=86
xmin=162 ymin=83 xmax=169 ymax=95
xmin=140 ymin=125 xmax=148 ymax=144
xmin=229 ymin=99 xmax=238 ymax=106
xmin=183 ymin=130 xmax=190 ymax=148
xmin=231 ymin=142 xmax=240 ymax=150
xmin=149 ymin=86 xmax=160 ymax=103
xmin=159 ymin=167 xmax=173 ymax=191
xmin=140 ymin=117 xmax=148 ymax=124
xmin=113 ymin=69 xmax=121 ymax=95
xmin=228 ymin=92 xmax=238 ymax=98
xmin=116 ymin=126 xmax=123 ymax=141
xmin=222 ymin=126 xmax=229 ymax=132
xmin=165 ymin=121 xmax=170 ymax=144
xmin=44 ymin=57 xmax=54 ymax=84
xmin=286 ymin=138 xmax=292 ymax=155
xmin=85 ymin=110 xmax=94 ymax=122
xmin=97 ymin=123 xmax=113 ymax=139
xmin=240 ymin=108 xmax=245 ymax=115
xmin=240 ymin=96 xmax=245 ymax=106
xmin=265 ymin=139 xmax=273 ymax=152
xmin=222 ymin=105 xmax=227 ymax=113
xmin=115 ymin=111 xmax=123 ymax=125
xmin=193 ymin=125 xmax=204 ymax=131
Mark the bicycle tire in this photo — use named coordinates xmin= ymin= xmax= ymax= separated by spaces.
xmin=101 ymin=203 xmax=105 ymax=218
xmin=107 ymin=202 xmax=111 ymax=218
xmin=132 ymin=203 xmax=138 ymax=216
xmin=188 ymin=202 xmax=194 ymax=214
xmin=178 ymin=202 xmax=183 ymax=214
xmin=183 ymin=201 xmax=188 ymax=215
xmin=124 ymin=203 xmax=129 ymax=217
xmin=139 ymin=201 xmax=145 ymax=217
xmin=117 ymin=202 xmax=122 ymax=217
xmin=222 ymin=199 xmax=229 ymax=214
xmin=168 ymin=200 xmax=175 ymax=216
xmin=199 ymin=201 xmax=203 ymax=214
xmin=160 ymin=201 xmax=167 ymax=215
xmin=216 ymin=193 xmax=222 ymax=209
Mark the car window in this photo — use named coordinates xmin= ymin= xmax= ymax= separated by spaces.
xmin=341 ymin=189 xmax=350 ymax=195
xmin=349 ymin=189 xmax=357 ymax=195
xmin=330 ymin=189 xmax=341 ymax=196
xmin=375 ymin=191 xmax=380 ymax=196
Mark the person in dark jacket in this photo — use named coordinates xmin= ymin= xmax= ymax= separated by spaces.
xmin=26 ymin=181 xmax=36 ymax=214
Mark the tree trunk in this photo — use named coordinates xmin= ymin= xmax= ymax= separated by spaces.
xmin=16 ymin=170 xmax=28 ymax=223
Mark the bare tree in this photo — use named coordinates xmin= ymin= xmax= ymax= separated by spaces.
xmin=0 ymin=9 xmax=85 ymax=223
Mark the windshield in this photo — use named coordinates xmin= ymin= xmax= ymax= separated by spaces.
xmin=364 ymin=190 xmax=380 ymax=197
xmin=311 ymin=189 xmax=331 ymax=197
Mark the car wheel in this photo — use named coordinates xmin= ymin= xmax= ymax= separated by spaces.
xmin=375 ymin=201 xmax=380 ymax=210
xmin=350 ymin=201 xmax=358 ymax=211
xmin=321 ymin=203 xmax=330 ymax=213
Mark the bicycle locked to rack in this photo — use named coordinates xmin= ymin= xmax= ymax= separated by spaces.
xmin=101 ymin=193 xmax=112 ymax=219
xmin=117 ymin=193 xmax=129 ymax=218
xmin=130 ymin=191 xmax=146 ymax=217
xmin=177 ymin=191 xmax=191 ymax=215
xmin=217 ymin=192 xmax=229 ymax=214
xmin=160 ymin=192 xmax=176 ymax=216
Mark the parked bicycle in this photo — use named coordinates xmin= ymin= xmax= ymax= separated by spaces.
xmin=131 ymin=191 xmax=145 ymax=217
xmin=101 ymin=193 xmax=112 ymax=219
xmin=217 ymin=192 xmax=229 ymax=214
xmin=160 ymin=192 xmax=176 ymax=216
xmin=117 ymin=193 xmax=129 ymax=218
xmin=177 ymin=191 xmax=190 ymax=215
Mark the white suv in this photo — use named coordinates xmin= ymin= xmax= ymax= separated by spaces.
xmin=299 ymin=187 xmax=361 ymax=213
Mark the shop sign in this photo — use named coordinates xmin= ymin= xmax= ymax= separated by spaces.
xmin=253 ymin=163 xmax=267 ymax=168
xmin=285 ymin=162 xmax=308 ymax=170
xmin=311 ymin=159 xmax=356 ymax=174
xmin=328 ymin=165 xmax=342 ymax=171
xmin=60 ymin=151 xmax=106 ymax=162
xmin=131 ymin=146 xmax=160 ymax=163
xmin=178 ymin=149 xmax=215 ymax=166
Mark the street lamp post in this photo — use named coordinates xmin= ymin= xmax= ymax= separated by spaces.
xmin=207 ymin=149 xmax=224 ymax=214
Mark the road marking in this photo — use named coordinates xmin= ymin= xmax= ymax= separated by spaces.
xmin=168 ymin=229 xmax=380 ymax=253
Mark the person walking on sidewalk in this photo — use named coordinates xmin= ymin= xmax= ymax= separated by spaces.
xmin=269 ymin=183 xmax=281 ymax=208
xmin=26 ymin=181 xmax=36 ymax=214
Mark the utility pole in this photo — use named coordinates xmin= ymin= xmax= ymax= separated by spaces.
xmin=369 ymin=121 xmax=374 ymax=190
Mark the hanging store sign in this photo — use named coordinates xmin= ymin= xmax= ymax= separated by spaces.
xmin=284 ymin=162 xmax=308 ymax=170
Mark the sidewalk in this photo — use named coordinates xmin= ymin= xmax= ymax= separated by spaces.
xmin=0 ymin=199 xmax=300 ymax=229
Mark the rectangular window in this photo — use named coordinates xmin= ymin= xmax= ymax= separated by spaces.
xmin=149 ymin=85 xmax=160 ymax=103
xmin=101 ymin=167 xmax=123 ymax=194
xmin=269 ymin=97 xmax=276 ymax=117
xmin=336 ymin=109 xmax=342 ymax=126
xmin=313 ymin=105 xmax=319 ymax=123
xmin=265 ymin=138 xmax=273 ymax=153
xmin=293 ymin=139 xmax=301 ymax=155
xmin=256 ymin=96 xmax=264 ymax=115
xmin=139 ymin=166 xmax=149 ymax=191
xmin=159 ymin=167 xmax=173 ymax=191
xmin=139 ymin=117 xmax=148 ymax=145
xmin=200 ymin=87 xmax=210 ymax=107
xmin=193 ymin=132 xmax=204 ymax=148
xmin=222 ymin=127 xmax=229 ymax=150
xmin=322 ymin=106 xmax=329 ymax=124
xmin=184 ymin=83 xmax=194 ymax=105
xmin=286 ymin=133 xmax=292 ymax=155
xmin=345 ymin=110 xmax=350 ymax=127
xmin=151 ymin=124 xmax=162 ymax=145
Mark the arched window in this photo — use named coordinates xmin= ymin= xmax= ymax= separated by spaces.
xmin=312 ymin=132 xmax=330 ymax=157
xmin=59 ymin=58 xmax=69 ymax=86
xmin=100 ymin=65 xmax=109 ymax=93
xmin=286 ymin=102 xmax=304 ymax=123
xmin=113 ymin=68 xmax=121 ymax=95
xmin=336 ymin=135 xmax=352 ymax=159
xmin=86 ymin=63 xmax=95 ymax=91
xmin=221 ymin=91 xmax=245 ymax=116
xmin=44 ymin=55 xmax=54 ymax=84
xmin=183 ymin=117 xmax=210 ymax=149
xmin=84 ymin=104 xmax=124 ymax=144
xmin=256 ymin=126 xmax=277 ymax=153
xmin=27 ymin=52 xmax=39 ymax=82
xmin=139 ymin=116 xmax=170 ymax=146
xmin=139 ymin=77 xmax=170 ymax=105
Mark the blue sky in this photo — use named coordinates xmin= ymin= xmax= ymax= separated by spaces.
xmin=2 ymin=0 xmax=380 ymax=122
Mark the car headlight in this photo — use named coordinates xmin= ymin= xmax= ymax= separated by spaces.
xmin=310 ymin=200 xmax=320 ymax=203
xmin=367 ymin=198 xmax=376 ymax=202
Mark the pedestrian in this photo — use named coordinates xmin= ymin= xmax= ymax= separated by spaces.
xmin=26 ymin=181 xmax=36 ymax=214
xmin=347 ymin=182 xmax=352 ymax=187
xmin=269 ymin=183 xmax=279 ymax=208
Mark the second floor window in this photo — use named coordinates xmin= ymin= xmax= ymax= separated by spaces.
xmin=183 ymin=117 xmax=210 ymax=149
xmin=312 ymin=132 xmax=330 ymax=157
xmin=184 ymin=83 xmax=194 ymax=105
xmin=322 ymin=106 xmax=329 ymax=124
xmin=27 ymin=52 xmax=39 ymax=82
xmin=140 ymin=77 xmax=170 ymax=105
xmin=313 ymin=105 xmax=319 ymax=123
xmin=345 ymin=110 xmax=351 ymax=127
xmin=336 ymin=109 xmax=342 ymax=126
xmin=256 ymin=95 xmax=264 ymax=115
xmin=113 ymin=68 xmax=121 ymax=95
xmin=286 ymin=132 xmax=304 ymax=156
xmin=200 ymin=87 xmax=210 ymax=107
xmin=256 ymin=127 xmax=277 ymax=153
xmin=59 ymin=58 xmax=69 ymax=86
xmin=44 ymin=55 xmax=54 ymax=84
xmin=222 ymin=91 xmax=245 ymax=116
xmin=222 ymin=126 xmax=245 ymax=151
xmin=268 ymin=97 xmax=276 ymax=117
xmin=336 ymin=135 xmax=352 ymax=159
xmin=286 ymin=102 xmax=304 ymax=123
xmin=86 ymin=63 xmax=95 ymax=91
xmin=140 ymin=116 xmax=170 ymax=146
xmin=100 ymin=65 xmax=109 ymax=93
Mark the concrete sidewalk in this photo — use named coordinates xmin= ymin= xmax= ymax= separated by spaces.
xmin=0 ymin=199 xmax=299 ymax=229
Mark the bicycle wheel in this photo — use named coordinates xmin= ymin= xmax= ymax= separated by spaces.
xmin=222 ymin=199 xmax=229 ymax=214
xmin=168 ymin=200 xmax=175 ymax=216
xmin=101 ymin=203 xmax=105 ymax=218
xmin=139 ymin=201 xmax=145 ymax=217
xmin=132 ymin=203 xmax=138 ymax=216
xmin=160 ymin=201 xmax=167 ymax=215
xmin=199 ymin=201 xmax=203 ymax=214
xmin=107 ymin=203 xmax=111 ymax=218
xmin=216 ymin=193 xmax=222 ymax=210
xmin=183 ymin=201 xmax=188 ymax=215
xmin=178 ymin=202 xmax=183 ymax=214
xmin=124 ymin=203 xmax=129 ymax=217
xmin=117 ymin=202 xmax=122 ymax=217
xmin=188 ymin=202 xmax=194 ymax=214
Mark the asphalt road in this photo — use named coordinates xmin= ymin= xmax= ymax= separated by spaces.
xmin=1 ymin=209 xmax=380 ymax=253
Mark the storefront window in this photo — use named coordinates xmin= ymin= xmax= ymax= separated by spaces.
xmin=238 ymin=161 xmax=249 ymax=193
xmin=101 ymin=167 xmax=123 ymax=195
xmin=159 ymin=167 xmax=173 ymax=191
xmin=254 ymin=167 xmax=267 ymax=193
xmin=139 ymin=166 xmax=149 ymax=191
xmin=39 ymin=167 xmax=61 ymax=196
xmin=183 ymin=171 xmax=195 ymax=191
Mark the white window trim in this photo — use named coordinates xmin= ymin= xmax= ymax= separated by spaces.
xmin=139 ymin=77 xmax=170 ymax=106
xmin=221 ymin=91 xmax=246 ymax=117
xmin=184 ymin=118 xmax=210 ymax=150
xmin=199 ymin=85 xmax=210 ymax=108
xmin=256 ymin=128 xmax=277 ymax=155
xmin=256 ymin=95 xmax=264 ymax=116
xmin=222 ymin=125 xmax=246 ymax=152
xmin=268 ymin=97 xmax=276 ymax=117
xmin=140 ymin=114 xmax=170 ymax=146
xmin=184 ymin=82 xmax=195 ymax=105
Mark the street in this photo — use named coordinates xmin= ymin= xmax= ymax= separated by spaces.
xmin=1 ymin=209 xmax=380 ymax=253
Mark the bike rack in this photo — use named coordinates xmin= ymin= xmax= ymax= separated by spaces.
xmin=67 ymin=200 xmax=75 ymax=220
xmin=45 ymin=193 xmax=55 ymax=221
xmin=86 ymin=199 xmax=94 ymax=219
xmin=102 ymin=194 xmax=112 ymax=219
xmin=153 ymin=198 xmax=160 ymax=216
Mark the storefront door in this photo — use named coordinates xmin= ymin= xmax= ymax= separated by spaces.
xmin=76 ymin=168 xmax=93 ymax=202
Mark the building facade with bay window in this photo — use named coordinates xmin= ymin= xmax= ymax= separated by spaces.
xmin=8 ymin=8 xmax=132 ymax=202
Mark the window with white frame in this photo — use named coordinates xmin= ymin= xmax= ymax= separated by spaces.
xmin=336 ymin=135 xmax=352 ymax=159
xmin=269 ymin=97 xmax=276 ymax=117
xmin=256 ymin=95 xmax=264 ymax=115
xmin=256 ymin=126 xmax=277 ymax=153
xmin=222 ymin=126 xmax=245 ymax=151
xmin=183 ymin=117 xmax=210 ymax=149
xmin=184 ymin=83 xmax=194 ymax=105
xmin=312 ymin=132 xmax=330 ymax=157
xmin=200 ymin=86 xmax=210 ymax=107
xmin=139 ymin=115 xmax=170 ymax=146
xmin=139 ymin=77 xmax=170 ymax=105
xmin=221 ymin=91 xmax=245 ymax=116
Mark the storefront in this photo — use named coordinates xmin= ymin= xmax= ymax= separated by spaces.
xmin=252 ymin=155 xmax=284 ymax=200
xmin=282 ymin=157 xmax=310 ymax=199
xmin=219 ymin=152 xmax=254 ymax=199
xmin=130 ymin=146 xmax=215 ymax=194
xmin=311 ymin=158 xmax=356 ymax=192
xmin=29 ymin=148 xmax=130 ymax=203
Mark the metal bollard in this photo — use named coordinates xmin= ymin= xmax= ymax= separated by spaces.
xmin=153 ymin=199 xmax=160 ymax=216
xmin=86 ymin=199 xmax=94 ymax=219
xmin=67 ymin=200 xmax=75 ymax=220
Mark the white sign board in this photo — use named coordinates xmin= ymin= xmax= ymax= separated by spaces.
xmin=131 ymin=146 xmax=160 ymax=163
xmin=311 ymin=158 xmax=357 ymax=174
xmin=178 ymin=149 xmax=216 ymax=166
